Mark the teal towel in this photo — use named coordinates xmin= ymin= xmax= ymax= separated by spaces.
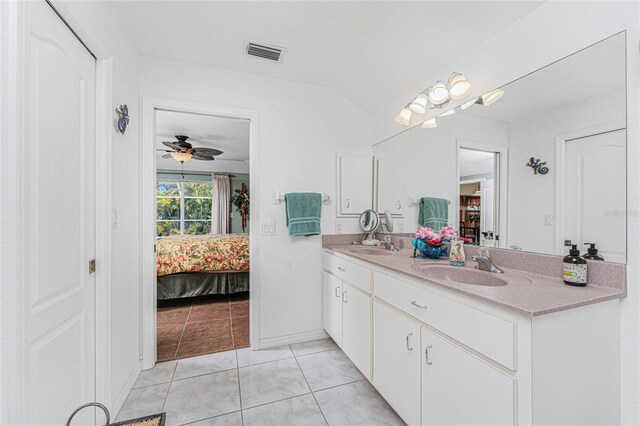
xmin=285 ymin=192 xmax=322 ymax=237
xmin=418 ymin=197 xmax=449 ymax=230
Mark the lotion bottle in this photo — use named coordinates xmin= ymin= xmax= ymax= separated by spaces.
xmin=449 ymin=233 xmax=465 ymax=266
xmin=563 ymin=244 xmax=587 ymax=286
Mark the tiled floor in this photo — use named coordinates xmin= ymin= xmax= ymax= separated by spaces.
xmin=157 ymin=295 xmax=250 ymax=362
xmin=118 ymin=338 xmax=405 ymax=426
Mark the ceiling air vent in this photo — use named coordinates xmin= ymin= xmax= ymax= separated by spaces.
xmin=244 ymin=42 xmax=285 ymax=63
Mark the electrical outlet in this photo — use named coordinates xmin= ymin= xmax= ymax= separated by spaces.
xmin=335 ymin=221 xmax=343 ymax=233
xmin=262 ymin=222 xmax=276 ymax=236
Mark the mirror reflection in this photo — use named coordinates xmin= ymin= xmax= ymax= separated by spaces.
xmin=374 ymin=33 xmax=626 ymax=263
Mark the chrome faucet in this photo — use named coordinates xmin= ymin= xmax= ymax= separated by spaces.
xmin=381 ymin=235 xmax=398 ymax=252
xmin=472 ymin=248 xmax=503 ymax=273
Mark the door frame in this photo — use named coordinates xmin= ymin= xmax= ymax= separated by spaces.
xmin=554 ymin=120 xmax=626 ymax=256
xmin=140 ymin=97 xmax=261 ymax=369
xmin=0 ymin=0 xmax=114 ymax=422
xmin=455 ymin=139 xmax=508 ymax=249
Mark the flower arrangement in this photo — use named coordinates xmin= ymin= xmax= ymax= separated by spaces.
xmin=413 ymin=225 xmax=469 ymax=259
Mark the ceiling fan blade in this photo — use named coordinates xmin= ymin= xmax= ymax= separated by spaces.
xmin=156 ymin=149 xmax=173 ymax=152
xmin=192 ymin=147 xmax=223 ymax=156
xmin=174 ymin=141 xmax=192 ymax=150
xmin=162 ymin=154 xmax=172 ymax=159
xmin=192 ymin=154 xmax=215 ymax=161
xmin=162 ymin=141 xmax=182 ymax=150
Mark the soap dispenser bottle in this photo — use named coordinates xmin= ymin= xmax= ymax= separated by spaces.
xmin=449 ymin=232 xmax=465 ymax=266
xmin=583 ymin=243 xmax=605 ymax=261
xmin=563 ymin=244 xmax=587 ymax=286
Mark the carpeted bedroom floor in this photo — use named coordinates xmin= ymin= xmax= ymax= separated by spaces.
xmin=156 ymin=295 xmax=250 ymax=362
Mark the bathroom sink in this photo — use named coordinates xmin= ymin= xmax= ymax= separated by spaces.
xmin=412 ymin=265 xmax=507 ymax=287
xmin=346 ymin=247 xmax=395 ymax=256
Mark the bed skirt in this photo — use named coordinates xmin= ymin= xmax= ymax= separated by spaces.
xmin=157 ymin=271 xmax=250 ymax=300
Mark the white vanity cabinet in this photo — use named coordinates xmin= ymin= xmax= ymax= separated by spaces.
xmin=322 ymin=254 xmax=372 ymax=379
xmin=373 ymin=300 xmax=421 ymax=426
xmin=322 ymin=249 xmax=621 ymax=426
xmin=337 ymin=153 xmax=373 ymax=216
xmin=421 ymin=327 xmax=514 ymax=426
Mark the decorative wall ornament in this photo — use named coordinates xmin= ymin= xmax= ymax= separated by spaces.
xmin=115 ymin=104 xmax=130 ymax=135
xmin=526 ymin=157 xmax=549 ymax=175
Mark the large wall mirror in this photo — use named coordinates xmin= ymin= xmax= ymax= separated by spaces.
xmin=374 ymin=32 xmax=626 ymax=263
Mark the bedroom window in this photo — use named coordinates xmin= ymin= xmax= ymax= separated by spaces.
xmin=157 ymin=181 xmax=213 ymax=236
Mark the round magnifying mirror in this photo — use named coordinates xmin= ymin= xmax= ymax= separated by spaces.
xmin=359 ymin=209 xmax=380 ymax=233
xmin=382 ymin=210 xmax=394 ymax=233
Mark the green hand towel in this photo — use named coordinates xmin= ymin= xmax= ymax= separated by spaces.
xmin=285 ymin=192 xmax=322 ymax=237
xmin=418 ymin=197 xmax=449 ymax=230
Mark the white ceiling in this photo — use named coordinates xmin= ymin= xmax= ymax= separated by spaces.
xmin=156 ymin=110 xmax=250 ymax=173
xmin=461 ymin=32 xmax=626 ymax=124
xmin=114 ymin=1 xmax=543 ymax=113
xmin=459 ymin=149 xmax=494 ymax=178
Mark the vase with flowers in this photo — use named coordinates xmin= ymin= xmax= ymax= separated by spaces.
xmin=412 ymin=225 xmax=469 ymax=259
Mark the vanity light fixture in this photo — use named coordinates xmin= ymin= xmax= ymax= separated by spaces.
xmin=394 ymin=103 xmax=413 ymax=126
xmin=428 ymin=80 xmax=450 ymax=105
xmin=480 ymin=89 xmax=504 ymax=106
xmin=461 ymin=98 xmax=479 ymax=110
xmin=439 ymin=109 xmax=456 ymax=117
xmin=448 ymin=73 xmax=472 ymax=99
xmin=421 ymin=118 xmax=437 ymax=128
xmin=409 ymin=92 xmax=429 ymax=114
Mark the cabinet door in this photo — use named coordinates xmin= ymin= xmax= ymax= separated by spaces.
xmin=373 ymin=300 xmax=421 ymax=426
xmin=422 ymin=327 xmax=514 ymax=426
xmin=338 ymin=154 xmax=373 ymax=216
xmin=342 ymin=283 xmax=371 ymax=379
xmin=375 ymin=158 xmax=404 ymax=217
xmin=323 ymin=272 xmax=343 ymax=347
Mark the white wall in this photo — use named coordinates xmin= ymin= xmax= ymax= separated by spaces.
xmin=373 ymin=114 xmax=507 ymax=233
xmin=140 ymin=56 xmax=372 ymax=343
xmin=50 ymin=0 xmax=143 ymax=414
xmin=507 ymin=90 xmax=626 ymax=255
xmin=373 ymin=2 xmax=640 ymax=422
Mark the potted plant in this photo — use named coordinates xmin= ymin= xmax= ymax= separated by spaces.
xmin=231 ymin=183 xmax=250 ymax=232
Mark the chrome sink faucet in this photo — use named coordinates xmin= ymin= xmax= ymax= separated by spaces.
xmin=381 ymin=235 xmax=398 ymax=252
xmin=472 ymin=247 xmax=504 ymax=274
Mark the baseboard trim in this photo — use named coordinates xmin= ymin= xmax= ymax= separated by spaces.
xmin=258 ymin=329 xmax=329 ymax=349
xmin=110 ymin=362 xmax=141 ymax=418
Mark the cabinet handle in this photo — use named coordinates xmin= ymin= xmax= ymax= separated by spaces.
xmin=397 ymin=200 xmax=401 ymax=209
xmin=406 ymin=332 xmax=414 ymax=351
xmin=345 ymin=198 xmax=350 ymax=208
xmin=425 ymin=345 xmax=433 ymax=365
xmin=337 ymin=267 xmax=346 ymax=272
xmin=411 ymin=300 xmax=427 ymax=310
xmin=342 ymin=290 xmax=347 ymax=303
xmin=334 ymin=286 xmax=341 ymax=298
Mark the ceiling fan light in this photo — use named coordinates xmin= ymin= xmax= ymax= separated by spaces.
xmin=461 ymin=98 xmax=479 ymax=110
xmin=439 ymin=109 xmax=456 ymax=117
xmin=481 ymin=89 xmax=504 ymax=106
xmin=409 ymin=93 xmax=429 ymax=114
xmin=448 ymin=73 xmax=472 ymax=99
xmin=428 ymin=81 xmax=449 ymax=105
xmin=170 ymin=152 xmax=193 ymax=163
xmin=394 ymin=105 xmax=413 ymax=126
xmin=421 ymin=118 xmax=437 ymax=129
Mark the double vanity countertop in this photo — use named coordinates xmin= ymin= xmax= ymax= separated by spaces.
xmin=323 ymin=241 xmax=626 ymax=317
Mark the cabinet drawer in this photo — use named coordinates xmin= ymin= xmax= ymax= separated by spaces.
xmin=323 ymin=253 xmax=371 ymax=294
xmin=374 ymin=271 xmax=515 ymax=370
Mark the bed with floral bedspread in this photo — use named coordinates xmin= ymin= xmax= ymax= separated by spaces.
xmin=156 ymin=233 xmax=250 ymax=300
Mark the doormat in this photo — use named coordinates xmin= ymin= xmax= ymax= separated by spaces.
xmin=111 ymin=413 xmax=165 ymax=426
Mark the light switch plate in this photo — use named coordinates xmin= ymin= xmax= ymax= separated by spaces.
xmin=544 ymin=214 xmax=553 ymax=226
xmin=262 ymin=222 xmax=276 ymax=236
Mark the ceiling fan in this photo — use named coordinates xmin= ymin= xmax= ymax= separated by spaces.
xmin=157 ymin=135 xmax=223 ymax=164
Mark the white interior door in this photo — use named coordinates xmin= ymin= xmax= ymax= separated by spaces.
xmin=24 ymin=1 xmax=97 ymax=424
xmin=564 ymin=129 xmax=625 ymax=262
xmin=480 ymin=179 xmax=496 ymax=247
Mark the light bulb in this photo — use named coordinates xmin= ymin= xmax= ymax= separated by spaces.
xmin=421 ymin=118 xmax=437 ymax=129
xmin=170 ymin=152 xmax=193 ymax=163
xmin=439 ymin=109 xmax=456 ymax=117
xmin=409 ymin=93 xmax=429 ymax=114
xmin=448 ymin=73 xmax=472 ymax=99
xmin=481 ymin=89 xmax=504 ymax=106
xmin=394 ymin=106 xmax=412 ymax=126
xmin=428 ymin=81 xmax=449 ymax=105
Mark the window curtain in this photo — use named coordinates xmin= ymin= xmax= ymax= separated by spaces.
xmin=211 ymin=174 xmax=230 ymax=234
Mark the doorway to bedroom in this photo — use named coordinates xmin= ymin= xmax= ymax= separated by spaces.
xmin=154 ymin=109 xmax=251 ymax=362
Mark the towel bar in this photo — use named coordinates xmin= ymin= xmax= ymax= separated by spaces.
xmin=408 ymin=196 xmax=451 ymax=207
xmin=273 ymin=191 xmax=331 ymax=205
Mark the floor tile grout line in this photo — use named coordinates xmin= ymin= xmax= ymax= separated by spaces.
xmin=180 ymin=411 xmax=243 ymax=426
xmin=241 ymin=391 xmax=315 ymax=412
xmin=289 ymin=353 xmax=329 ymax=425
xmin=235 ymin=350 xmax=245 ymax=425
